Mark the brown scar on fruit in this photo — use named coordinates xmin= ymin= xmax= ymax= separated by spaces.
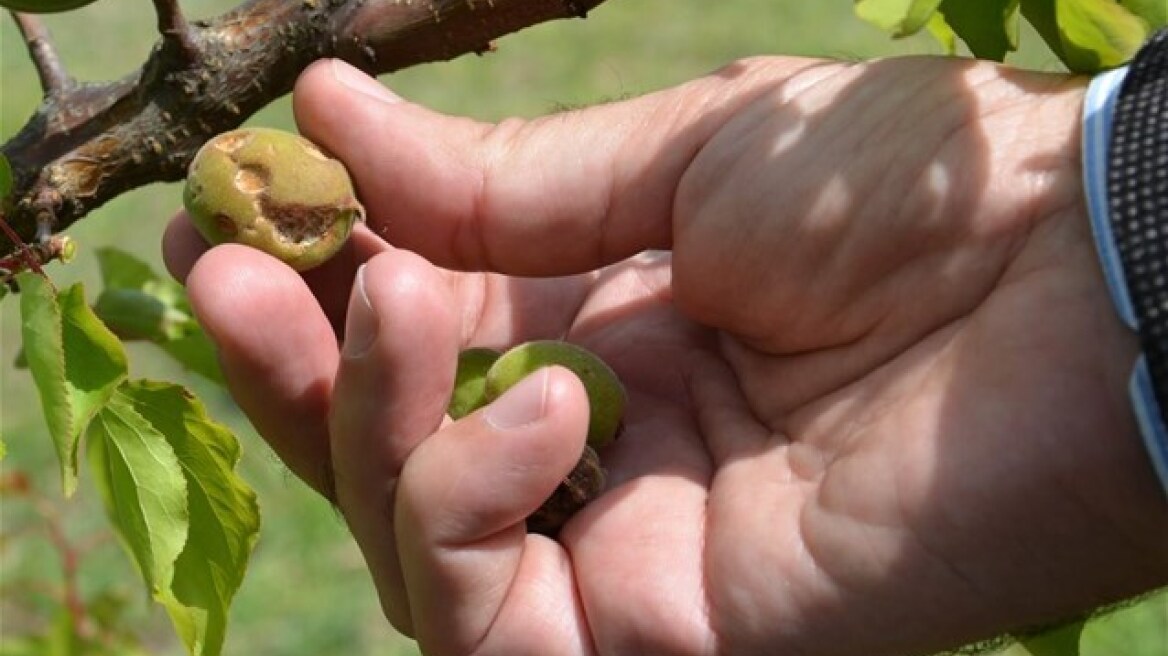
xmin=214 ymin=213 xmax=238 ymax=236
xmin=233 ymin=164 xmax=269 ymax=194
xmin=230 ymin=156 xmax=354 ymax=244
xmin=214 ymin=131 xmax=252 ymax=152
xmin=258 ymin=198 xmax=360 ymax=244
xmin=183 ymin=127 xmax=364 ymax=271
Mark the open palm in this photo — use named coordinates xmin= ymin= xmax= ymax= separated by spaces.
xmin=165 ymin=56 xmax=1168 ymax=656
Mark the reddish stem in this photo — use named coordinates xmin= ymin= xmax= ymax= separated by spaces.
xmin=0 ymin=216 xmax=43 ymax=277
xmin=38 ymin=503 xmax=89 ymax=637
xmin=5 ymin=480 xmax=92 ymax=639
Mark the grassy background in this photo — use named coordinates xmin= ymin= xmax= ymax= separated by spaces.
xmin=1 ymin=1 xmax=1063 ymax=654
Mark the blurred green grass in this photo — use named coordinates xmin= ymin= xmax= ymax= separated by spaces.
xmin=1 ymin=2 xmax=1063 ymax=654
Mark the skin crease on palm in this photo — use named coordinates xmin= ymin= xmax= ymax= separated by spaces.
xmin=162 ymin=54 xmax=1168 ymax=656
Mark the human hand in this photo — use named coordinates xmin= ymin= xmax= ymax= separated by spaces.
xmin=164 ymin=57 xmax=1168 ymax=655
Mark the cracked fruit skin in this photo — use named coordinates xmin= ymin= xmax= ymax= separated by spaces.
xmin=0 ymin=0 xmax=97 ymax=12
xmin=485 ymin=340 xmax=626 ymax=448
xmin=183 ymin=127 xmax=364 ymax=272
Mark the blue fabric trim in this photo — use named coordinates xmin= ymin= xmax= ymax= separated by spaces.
xmin=1131 ymin=359 xmax=1168 ymax=493
xmin=1083 ymin=66 xmax=1168 ymax=497
xmin=1083 ymin=66 xmax=1135 ymax=328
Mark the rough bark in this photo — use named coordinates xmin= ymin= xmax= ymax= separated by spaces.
xmin=0 ymin=0 xmax=606 ymax=257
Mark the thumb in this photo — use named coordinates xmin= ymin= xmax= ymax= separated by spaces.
xmin=395 ymin=366 xmax=594 ymax=655
xmin=293 ymin=58 xmax=724 ymax=275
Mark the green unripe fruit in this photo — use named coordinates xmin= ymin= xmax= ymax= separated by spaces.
xmin=448 ymin=347 xmax=501 ymax=420
xmin=450 ymin=341 xmax=622 ymax=535
xmin=485 ymin=340 xmax=626 ymax=448
xmin=0 ymin=0 xmax=98 ymax=13
xmin=183 ymin=127 xmax=364 ymax=272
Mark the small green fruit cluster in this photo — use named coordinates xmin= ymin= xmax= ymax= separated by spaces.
xmin=448 ymin=340 xmax=626 ymax=535
xmin=448 ymin=347 xmax=502 ymax=420
xmin=0 ymin=0 xmax=98 ymax=13
xmin=449 ymin=341 xmax=627 ymax=447
xmin=183 ymin=127 xmax=364 ymax=272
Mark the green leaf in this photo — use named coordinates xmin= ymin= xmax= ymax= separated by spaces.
xmin=1079 ymin=588 xmax=1168 ymax=656
xmin=1021 ymin=0 xmax=1080 ymax=68
xmin=112 ymin=380 xmax=260 ymax=656
xmin=96 ymin=247 xmax=161 ymax=291
xmin=19 ymin=273 xmax=128 ymax=495
xmin=1018 ymin=619 xmax=1085 ymax=656
xmin=87 ymin=389 xmax=189 ymax=596
xmin=1060 ymin=0 xmax=1149 ymax=70
xmin=91 ymin=248 xmax=224 ymax=385
xmin=1022 ymin=0 xmax=1148 ymax=72
xmin=1121 ymin=0 xmax=1167 ymax=29
xmin=938 ymin=0 xmax=1021 ymax=60
xmin=1022 ymin=0 xmax=1067 ymax=61
xmin=926 ymin=11 xmax=960 ymax=53
xmin=160 ymin=332 xmax=226 ymax=386
xmin=1013 ymin=589 xmax=1168 ymax=656
xmin=855 ymin=0 xmax=945 ymax=37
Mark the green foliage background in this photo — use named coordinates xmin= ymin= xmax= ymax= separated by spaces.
xmin=0 ymin=1 xmax=1158 ymax=655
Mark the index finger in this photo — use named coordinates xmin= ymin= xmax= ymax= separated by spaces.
xmin=291 ymin=59 xmax=785 ymax=276
xmin=163 ymin=210 xmax=390 ymax=333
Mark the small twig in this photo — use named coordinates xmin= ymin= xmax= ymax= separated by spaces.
xmin=0 ymin=216 xmax=44 ymax=278
xmin=30 ymin=494 xmax=91 ymax=638
xmin=1 ymin=472 xmax=93 ymax=639
xmin=0 ymin=227 xmax=74 ymax=288
xmin=1 ymin=470 xmax=90 ymax=637
xmin=152 ymin=0 xmax=199 ymax=64
xmin=11 ymin=12 xmax=69 ymax=96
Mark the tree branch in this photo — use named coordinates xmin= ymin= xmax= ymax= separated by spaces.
xmin=0 ymin=0 xmax=608 ymax=256
xmin=12 ymin=12 xmax=69 ymax=96
xmin=153 ymin=0 xmax=199 ymax=64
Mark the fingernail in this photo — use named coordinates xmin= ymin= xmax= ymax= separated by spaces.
xmin=485 ymin=368 xmax=550 ymax=430
xmin=331 ymin=59 xmax=401 ymax=104
xmin=342 ymin=264 xmax=379 ymax=359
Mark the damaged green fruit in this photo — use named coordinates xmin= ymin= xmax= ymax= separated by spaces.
xmin=183 ymin=127 xmax=364 ymax=272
